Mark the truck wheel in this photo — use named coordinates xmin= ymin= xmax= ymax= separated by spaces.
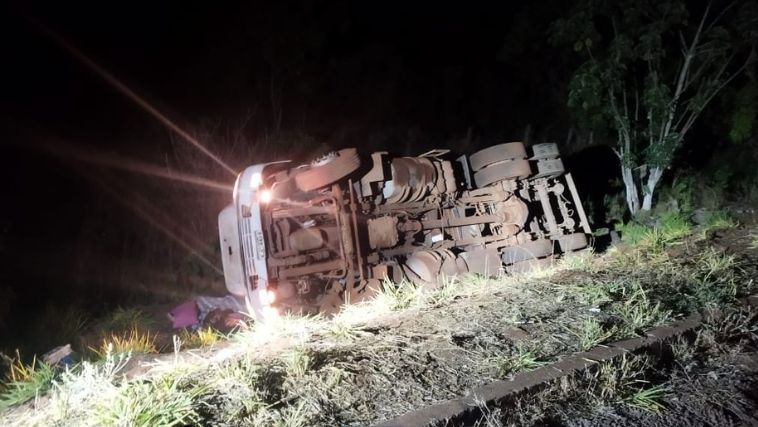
xmin=557 ymin=233 xmax=588 ymax=252
xmin=404 ymin=250 xmax=443 ymax=288
xmin=473 ymin=159 xmax=531 ymax=187
xmin=507 ymin=256 xmax=555 ymax=274
xmin=469 ymin=142 xmax=527 ymax=172
xmin=295 ymin=148 xmax=360 ymax=192
xmin=501 ymin=238 xmax=553 ymax=264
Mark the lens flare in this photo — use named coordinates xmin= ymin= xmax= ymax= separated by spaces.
xmin=24 ymin=14 xmax=237 ymax=176
xmin=266 ymin=289 xmax=277 ymax=304
xmin=34 ymin=139 xmax=232 ymax=192
xmin=249 ymin=172 xmax=262 ymax=188
xmin=259 ymin=189 xmax=272 ymax=204
xmin=262 ymin=305 xmax=280 ymax=320
xmin=79 ymin=170 xmax=222 ymax=274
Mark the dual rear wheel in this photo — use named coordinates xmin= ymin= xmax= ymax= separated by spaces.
xmin=470 ymin=142 xmax=532 ymax=187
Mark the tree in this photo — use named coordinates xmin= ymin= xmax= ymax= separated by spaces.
xmin=551 ymin=0 xmax=757 ymax=215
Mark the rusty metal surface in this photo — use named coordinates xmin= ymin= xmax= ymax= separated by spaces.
xmin=222 ymin=142 xmax=594 ymax=320
xmin=469 ymin=142 xmax=527 ymax=171
xmin=288 ymin=228 xmax=325 ymax=251
xmin=565 ymin=172 xmax=592 ymax=234
xmin=294 ymin=148 xmax=361 ymax=192
xmin=473 ymin=159 xmax=532 ymax=187
xmin=500 ymin=239 xmax=554 ymax=264
xmin=368 ymin=216 xmax=400 ymax=249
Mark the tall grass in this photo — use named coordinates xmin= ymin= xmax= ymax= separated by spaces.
xmin=0 ymin=353 xmax=56 ymax=410
xmin=92 ymin=329 xmax=157 ymax=358
xmin=94 ymin=374 xmax=206 ymax=427
xmin=100 ymin=308 xmax=153 ymax=332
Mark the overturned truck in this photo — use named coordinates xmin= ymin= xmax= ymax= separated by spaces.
xmin=218 ymin=142 xmax=591 ymax=320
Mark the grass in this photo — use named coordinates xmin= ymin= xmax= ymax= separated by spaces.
xmin=208 ymin=357 xmax=275 ymax=420
xmin=569 ymin=280 xmax=617 ymax=307
xmin=373 ymin=278 xmax=425 ymax=312
xmin=704 ymin=307 xmax=758 ymax=347
xmin=627 ymin=383 xmax=668 ymax=414
xmin=557 ymin=249 xmax=598 ymax=273
xmin=324 ymin=319 xmax=362 ymax=341
xmin=488 ymin=345 xmax=548 ymax=378
xmin=697 ymin=248 xmax=737 ymax=278
xmin=3 ymin=217 xmax=755 ymax=426
xmin=616 ymin=211 xmax=692 ymax=249
xmin=35 ymin=303 xmax=91 ymax=349
xmin=657 ymin=211 xmax=693 ymax=242
xmin=701 ymin=211 xmax=737 ymax=233
xmin=571 ymin=318 xmax=616 ymax=351
xmin=749 ymin=227 xmax=758 ymax=250
xmin=612 ymin=284 xmax=671 ymax=338
xmin=689 ymin=248 xmax=740 ymax=307
xmin=615 ymin=221 xmax=651 ymax=245
xmin=92 ymin=329 xmax=157 ymax=358
xmin=100 ymin=308 xmax=153 ymax=332
xmin=282 ymin=347 xmax=311 ymax=378
xmin=426 ymin=275 xmax=466 ymax=306
xmin=94 ymin=374 xmax=205 ymax=427
xmin=178 ymin=327 xmax=222 ymax=349
xmin=0 ymin=353 xmax=55 ymax=410
xmin=585 ymin=354 xmax=662 ymax=410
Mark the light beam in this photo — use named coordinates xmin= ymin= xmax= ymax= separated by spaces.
xmin=36 ymin=139 xmax=232 ymax=192
xmin=24 ymin=14 xmax=238 ymax=176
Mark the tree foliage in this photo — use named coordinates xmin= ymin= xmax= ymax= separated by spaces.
xmin=551 ymin=0 xmax=757 ymax=215
xmin=727 ymin=81 xmax=758 ymax=143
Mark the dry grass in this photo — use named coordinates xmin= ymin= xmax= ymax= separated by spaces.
xmin=0 ymin=352 xmax=55 ymax=411
xmin=178 ymin=327 xmax=222 ymax=349
xmin=92 ymin=329 xmax=157 ymax=358
xmin=2 ymin=226 xmax=755 ymax=426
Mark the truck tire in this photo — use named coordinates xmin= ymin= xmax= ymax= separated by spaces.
xmin=295 ymin=148 xmax=361 ymax=192
xmin=557 ymin=233 xmax=588 ymax=252
xmin=473 ymin=159 xmax=531 ymax=187
xmin=501 ymin=238 xmax=553 ymax=264
xmin=507 ymin=256 xmax=555 ymax=274
xmin=469 ymin=142 xmax=527 ymax=172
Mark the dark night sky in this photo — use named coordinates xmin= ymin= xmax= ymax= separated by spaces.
xmin=0 ymin=0 xmax=585 ymax=321
xmin=2 ymin=1 xmax=573 ymax=141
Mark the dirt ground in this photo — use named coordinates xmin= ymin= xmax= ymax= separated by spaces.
xmin=2 ymin=223 xmax=757 ymax=427
xmin=563 ymin=351 xmax=758 ymax=427
xmin=195 ymin=224 xmax=758 ymax=426
xmin=463 ymin=225 xmax=758 ymax=427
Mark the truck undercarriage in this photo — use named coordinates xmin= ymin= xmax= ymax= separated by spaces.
xmin=218 ymin=142 xmax=591 ymax=321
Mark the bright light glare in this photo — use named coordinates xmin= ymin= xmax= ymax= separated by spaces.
xmin=259 ymin=189 xmax=272 ymax=203
xmin=28 ymin=17 xmax=237 ymax=176
xmin=36 ymin=141 xmax=232 ymax=192
xmin=262 ymin=305 xmax=280 ymax=320
xmin=250 ymin=172 xmax=262 ymax=188
xmin=266 ymin=289 xmax=277 ymax=304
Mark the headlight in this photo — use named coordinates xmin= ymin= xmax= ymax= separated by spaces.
xmin=259 ymin=189 xmax=272 ymax=204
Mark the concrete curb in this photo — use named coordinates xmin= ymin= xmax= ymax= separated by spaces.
xmin=373 ymin=314 xmax=704 ymax=427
